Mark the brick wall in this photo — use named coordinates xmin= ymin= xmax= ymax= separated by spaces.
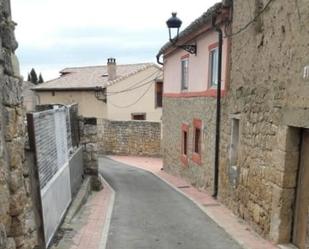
xmin=97 ymin=119 xmax=161 ymax=157
xmin=162 ymin=97 xmax=217 ymax=191
xmin=0 ymin=0 xmax=38 ymax=248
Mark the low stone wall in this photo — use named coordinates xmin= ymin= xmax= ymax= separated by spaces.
xmin=97 ymin=119 xmax=161 ymax=157
xmin=79 ymin=118 xmax=98 ymax=175
xmin=79 ymin=118 xmax=103 ymax=191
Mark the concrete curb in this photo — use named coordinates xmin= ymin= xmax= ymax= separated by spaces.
xmin=99 ymin=173 xmax=115 ymax=249
xmin=63 ymin=176 xmax=92 ymax=226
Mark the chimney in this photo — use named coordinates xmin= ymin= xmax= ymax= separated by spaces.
xmin=107 ymin=58 xmax=116 ymax=81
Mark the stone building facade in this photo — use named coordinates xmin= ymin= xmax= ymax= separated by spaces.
xmin=160 ymin=0 xmax=309 ymax=248
xmin=0 ymin=0 xmax=38 ymax=248
xmin=219 ymin=0 xmax=309 ymax=247
xmin=163 ymin=97 xmax=217 ymax=189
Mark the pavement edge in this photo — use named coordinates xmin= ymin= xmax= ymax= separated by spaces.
xmin=98 ymin=173 xmax=115 ymax=249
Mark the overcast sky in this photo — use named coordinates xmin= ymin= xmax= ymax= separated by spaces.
xmin=11 ymin=0 xmax=219 ymax=80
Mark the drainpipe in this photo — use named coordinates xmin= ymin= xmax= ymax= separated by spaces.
xmin=212 ymin=14 xmax=223 ymax=199
xmin=156 ymin=54 xmax=164 ymax=66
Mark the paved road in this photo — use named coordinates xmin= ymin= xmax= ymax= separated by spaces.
xmin=99 ymin=157 xmax=241 ymax=249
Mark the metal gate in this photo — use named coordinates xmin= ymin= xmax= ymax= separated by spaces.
xmin=27 ymin=106 xmax=72 ymax=247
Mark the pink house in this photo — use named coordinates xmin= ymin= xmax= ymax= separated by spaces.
xmin=157 ymin=2 xmax=232 ymax=192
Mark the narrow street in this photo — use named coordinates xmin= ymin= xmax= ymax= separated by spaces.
xmin=99 ymin=157 xmax=241 ymax=249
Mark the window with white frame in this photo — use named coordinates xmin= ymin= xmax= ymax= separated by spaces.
xmin=181 ymin=58 xmax=189 ymax=90
xmin=209 ymin=47 xmax=219 ymax=87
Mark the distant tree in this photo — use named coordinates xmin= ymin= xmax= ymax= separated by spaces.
xmin=38 ymin=73 xmax=44 ymax=84
xmin=29 ymin=68 xmax=38 ymax=84
xmin=27 ymin=73 xmax=31 ymax=82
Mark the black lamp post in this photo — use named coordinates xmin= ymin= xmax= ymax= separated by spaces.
xmin=166 ymin=12 xmax=182 ymax=43
xmin=166 ymin=13 xmax=197 ymax=55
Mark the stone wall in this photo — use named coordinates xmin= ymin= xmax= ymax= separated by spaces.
xmin=219 ymin=0 xmax=309 ymax=243
xmin=97 ymin=119 xmax=161 ymax=157
xmin=79 ymin=117 xmax=103 ymax=191
xmin=162 ymin=97 xmax=217 ymax=191
xmin=0 ymin=0 xmax=38 ymax=248
xmin=79 ymin=118 xmax=98 ymax=176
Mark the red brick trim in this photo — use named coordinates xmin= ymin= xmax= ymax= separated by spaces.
xmin=182 ymin=123 xmax=189 ymax=132
xmin=192 ymin=153 xmax=201 ymax=165
xmin=208 ymin=42 xmax=219 ymax=51
xmin=181 ymin=154 xmax=188 ymax=166
xmin=163 ymin=89 xmax=226 ymax=98
xmin=181 ymin=54 xmax=190 ymax=59
xmin=192 ymin=118 xmax=202 ymax=165
xmin=193 ymin=118 xmax=202 ymax=128
xmin=181 ymin=123 xmax=189 ymax=166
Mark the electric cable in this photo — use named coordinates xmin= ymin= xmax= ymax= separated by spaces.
xmin=225 ymin=0 xmax=275 ymax=38
xmin=105 ymin=75 xmax=159 ymax=96
xmin=105 ymin=70 xmax=161 ymax=96
xmin=108 ymin=81 xmax=154 ymax=109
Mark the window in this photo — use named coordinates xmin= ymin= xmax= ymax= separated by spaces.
xmin=194 ymin=127 xmax=201 ymax=154
xmin=181 ymin=57 xmax=189 ymax=90
xmin=181 ymin=123 xmax=189 ymax=165
xmin=52 ymin=91 xmax=55 ymax=96
xmin=155 ymin=81 xmax=163 ymax=108
xmin=229 ymin=117 xmax=240 ymax=188
xmin=183 ymin=130 xmax=188 ymax=156
xmin=131 ymin=113 xmax=146 ymax=120
xmin=209 ymin=47 xmax=219 ymax=87
xmin=192 ymin=119 xmax=202 ymax=165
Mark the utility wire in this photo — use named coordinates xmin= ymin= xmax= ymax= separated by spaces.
xmin=105 ymin=70 xmax=161 ymax=96
xmin=225 ymin=0 xmax=275 ymax=38
xmin=105 ymin=75 xmax=160 ymax=96
xmin=108 ymin=82 xmax=154 ymax=109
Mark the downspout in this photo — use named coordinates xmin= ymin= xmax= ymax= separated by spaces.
xmin=212 ymin=14 xmax=223 ymax=199
xmin=156 ymin=54 xmax=164 ymax=66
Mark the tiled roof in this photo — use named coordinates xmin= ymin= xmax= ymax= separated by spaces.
xmin=33 ymin=63 xmax=161 ymax=91
xmin=156 ymin=2 xmax=222 ymax=58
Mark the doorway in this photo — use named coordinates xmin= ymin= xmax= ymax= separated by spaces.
xmin=293 ymin=129 xmax=309 ymax=249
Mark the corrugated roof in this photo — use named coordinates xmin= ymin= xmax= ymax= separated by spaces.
xmin=156 ymin=2 xmax=222 ymax=58
xmin=33 ymin=63 xmax=161 ymax=91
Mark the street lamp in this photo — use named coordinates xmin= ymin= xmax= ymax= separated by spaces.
xmin=166 ymin=13 xmax=197 ymax=55
xmin=166 ymin=12 xmax=182 ymax=43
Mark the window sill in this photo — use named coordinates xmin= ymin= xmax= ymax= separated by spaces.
xmin=204 ymin=88 xmax=226 ymax=97
xmin=181 ymin=154 xmax=188 ymax=166
xmin=163 ymin=89 xmax=226 ymax=98
xmin=192 ymin=152 xmax=202 ymax=165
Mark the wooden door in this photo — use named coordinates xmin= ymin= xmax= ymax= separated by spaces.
xmin=293 ymin=129 xmax=309 ymax=249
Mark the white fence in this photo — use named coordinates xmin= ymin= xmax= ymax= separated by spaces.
xmin=28 ymin=106 xmax=72 ymax=247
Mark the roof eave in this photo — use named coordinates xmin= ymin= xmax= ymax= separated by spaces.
xmin=33 ymin=87 xmax=105 ymax=92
